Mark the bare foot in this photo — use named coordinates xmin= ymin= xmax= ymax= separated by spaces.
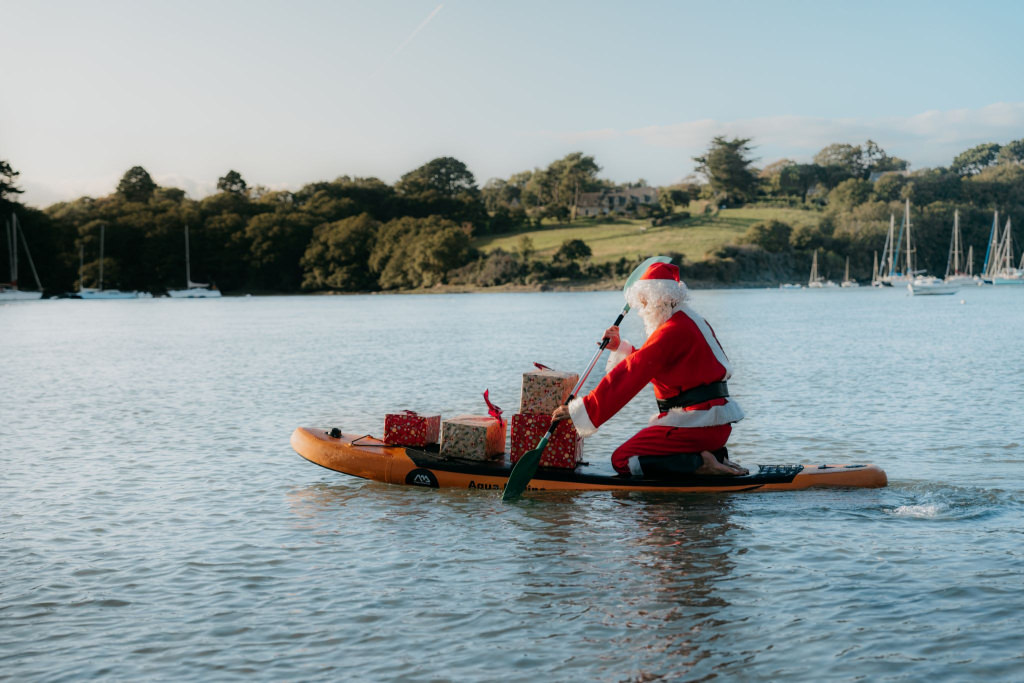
xmin=722 ymin=457 xmax=749 ymax=476
xmin=695 ymin=451 xmax=748 ymax=476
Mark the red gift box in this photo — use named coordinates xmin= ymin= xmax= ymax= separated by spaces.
xmin=510 ymin=413 xmax=583 ymax=469
xmin=384 ymin=410 xmax=441 ymax=447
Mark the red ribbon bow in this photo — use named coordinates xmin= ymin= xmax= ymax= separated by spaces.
xmin=482 ymin=389 xmax=504 ymax=424
xmin=533 ymin=362 xmax=552 ymax=371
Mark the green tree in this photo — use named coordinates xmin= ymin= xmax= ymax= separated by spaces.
xmin=370 ymin=216 xmax=474 ymax=290
xmin=117 ymin=166 xmax=157 ymax=203
xmin=692 ymin=137 xmax=757 ymax=205
xmin=553 ymin=238 xmax=592 ymax=264
xmin=300 ymin=213 xmax=379 ymax=291
xmin=517 ymin=235 xmax=535 ymax=261
xmin=547 ymin=152 xmax=601 ymax=221
xmin=396 ymin=157 xmax=478 ymax=197
xmin=827 ymin=178 xmax=873 ymax=212
xmin=997 ymin=138 xmax=1024 ymax=165
xmin=0 ymin=159 xmax=24 ymax=204
xmin=873 ymin=172 xmax=905 ymax=202
xmin=739 ymin=220 xmax=792 ymax=253
xmin=951 ymin=142 xmax=1002 ymax=176
xmin=394 ymin=157 xmax=485 ymax=227
xmin=217 ymin=170 xmax=248 ymax=195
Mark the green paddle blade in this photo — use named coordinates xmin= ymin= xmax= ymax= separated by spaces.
xmin=503 ymin=436 xmax=549 ymax=501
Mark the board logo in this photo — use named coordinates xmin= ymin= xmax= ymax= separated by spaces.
xmin=405 ymin=469 xmax=439 ymax=488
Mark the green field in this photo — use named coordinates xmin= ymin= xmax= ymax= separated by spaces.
xmin=475 ymin=204 xmax=822 ymax=264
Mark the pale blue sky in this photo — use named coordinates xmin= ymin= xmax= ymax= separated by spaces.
xmin=3 ymin=0 xmax=1023 ymax=206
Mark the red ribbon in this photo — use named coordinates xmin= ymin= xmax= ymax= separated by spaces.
xmin=533 ymin=362 xmax=552 ymax=371
xmin=482 ymin=389 xmax=504 ymax=424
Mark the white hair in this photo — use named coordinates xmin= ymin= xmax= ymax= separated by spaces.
xmin=626 ymin=279 xmax=689 ymax=336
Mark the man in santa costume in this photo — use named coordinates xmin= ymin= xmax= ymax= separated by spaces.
xmin=552 ymin=262 xmax=746 ymax=477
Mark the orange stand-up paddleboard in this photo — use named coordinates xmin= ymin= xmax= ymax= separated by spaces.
xmin=290 ymin=427 xmax=888 ymax=494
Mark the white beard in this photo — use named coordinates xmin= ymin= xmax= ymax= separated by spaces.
xmin=638 ymin=301 xmax=674 ymax=337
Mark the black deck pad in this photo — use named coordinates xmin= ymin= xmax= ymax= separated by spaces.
xmin=406 ymin=448 xmax=805 ymax=488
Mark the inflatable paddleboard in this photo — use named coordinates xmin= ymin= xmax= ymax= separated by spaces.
xmin=290 ymin=428 xmax=887 ymax=493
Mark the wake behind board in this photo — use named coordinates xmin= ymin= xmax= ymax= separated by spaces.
xmin=290 ymin=428 xmax=887 ymax=493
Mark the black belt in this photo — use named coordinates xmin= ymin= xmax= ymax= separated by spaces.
xmin=657 ymin=381 xmax=729 ymax=412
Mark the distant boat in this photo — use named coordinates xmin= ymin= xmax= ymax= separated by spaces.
xmin=808 ymin=249 xmax=837 ymax=288
xmin=75 ymin=223 xmax=151 ymax=299
xmin=944 ymin=209 xmax=981 ymax=287
xmin=841 ymin=256 xmax=859 ymax=287
xmin=981 ymin=212 xmax=1024 ymax=286
xmin=871 ymin=251 xmax=885 ymax=287
xmin=779 ymin=283 xmax=803 ymax=290
xmin=0 ymin=212 xmax=44 ymax=301
xmin=167 ymin=224 xmax=221 ymax=298
xmin=907 ymin=276 xmax=959 ymax=296
xmin=878 ymin=200 xmax=923 ymax=287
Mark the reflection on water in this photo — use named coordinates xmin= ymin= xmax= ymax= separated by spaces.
xmin=3 ymin=291 xmax=1024 ymax=679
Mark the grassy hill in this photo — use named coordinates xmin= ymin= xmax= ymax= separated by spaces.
xmin=475 ymin=204 xmax=822 ymax=264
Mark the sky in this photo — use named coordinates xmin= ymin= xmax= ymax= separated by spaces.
xmin=3 ymin=0 xmax=1023 ymax=207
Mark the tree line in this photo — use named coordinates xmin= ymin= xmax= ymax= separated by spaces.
xmin=698 ymin=137 xmax=1024 ymax=281
xmin=2 ymin=136 xmax=1023 ymax=294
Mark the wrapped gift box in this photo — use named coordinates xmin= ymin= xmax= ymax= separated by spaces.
xmin=384 ymin=410 xmax=441 ymax=447
xmin=440 ymin=414 xmax=506 ymax=461
xmin=509 ymin=413 xmax=583 ymax=469
xmin=519 ymin=368 xmax=579 ymax=414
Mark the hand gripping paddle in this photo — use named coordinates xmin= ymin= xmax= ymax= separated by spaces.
xmin=502 ymin=255 xmax=673 ymax=501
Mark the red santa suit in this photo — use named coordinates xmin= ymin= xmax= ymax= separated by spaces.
xmin=567 ymin=263 xmax=744 ymax=476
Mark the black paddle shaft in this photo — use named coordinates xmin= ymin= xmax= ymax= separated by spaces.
xmin=544 ymin=310 xmax=626 ymax=439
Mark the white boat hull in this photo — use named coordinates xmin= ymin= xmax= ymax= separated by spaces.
xmin=167 ymin=287 xmax=222 ymax=298
xmin=76 ymin=289 xmax=152 ymax=299
xmin=0 ymin=288 xmax=43 ymax=301
xmin=907 ymin=280 xmax=959 ymax=296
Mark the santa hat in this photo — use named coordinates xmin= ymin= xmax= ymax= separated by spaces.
xmin=625 ymin=261 xmax=688 ymax=311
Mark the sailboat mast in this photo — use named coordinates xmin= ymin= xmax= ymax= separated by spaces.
xmin=13 ymin=214 xmax=43 ymax=291
xmin=904 ymin=199 xmax=914 ymax=276
xmin=99 ymin=223 xmax=105 ymax=291
xmin=872 ymin=251 xmax=879 ymax=284
xmin=78 ymin=243 xmax=84 ymax=292
xmin=967 ymin=245 xmax=974 ymax=276
xmin=1004 ymin=217 xmax=1014 ymax=273
xmin=982 ymin=210 xmax=998 ymax=277
xmin=184 ymin=223 xmax=191 ymax=287
xmin=886 ymin=214 xmax=895 ymax=276
xmin=5 ymin=217 xmax=13 ymax=284
xmin=9 ymin=214 xmax=18 ymax=286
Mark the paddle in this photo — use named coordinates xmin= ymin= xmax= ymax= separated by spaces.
xmin=501 ymin=255 xmax=673 ymax=501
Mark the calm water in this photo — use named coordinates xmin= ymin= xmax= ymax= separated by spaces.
xmin=2 ymin=288 xmax=1023 ymax=681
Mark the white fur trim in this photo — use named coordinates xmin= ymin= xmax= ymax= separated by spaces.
xmin=649 ymin=399 xmax=745 ymax=429
xmin=628 ymin=456 xmax=643 ymax=476
xmin=568 ymin=396 xmax=598 ymax=438
xmin=676 ymin=304 xmax=733 ymax=378
xmin=604 ymin=341 xmax=634 ymax=373
xmin=626 ymin=278 xmax=688 ymax=312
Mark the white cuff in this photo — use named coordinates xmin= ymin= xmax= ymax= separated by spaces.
xmin=604 ymin=341 xmax=634 ymax=373
xmin=568 ymin=396 xmax=598 ymax=438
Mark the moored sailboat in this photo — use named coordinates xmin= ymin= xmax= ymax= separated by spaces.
xmin=807 ymin=249 xmax=837 ymax=288
xmin=944 ymin=209 xmax=981 ymax=287
xmin=75 ymin=223 xmax=151 ymax=299
xmin=841 ymin=255 xmax=859 ymax=287
xmin=1 ymin=212 xmax=44 ymax=301
xmin=167 ymin=224 xmax=221 ymax=298
xmin=981 ymin=212 xmax=1024 ymax=285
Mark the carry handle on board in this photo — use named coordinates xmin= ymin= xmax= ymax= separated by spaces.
xmin=502 ymin=255 xmax=672 ymax=501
